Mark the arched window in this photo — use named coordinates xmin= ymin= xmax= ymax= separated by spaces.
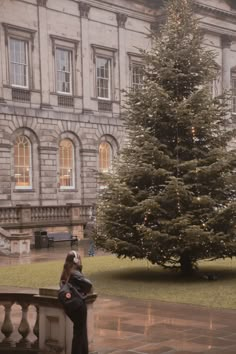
xmin=59 ymin=139 xmax=75 ymax=189
xmin=99 ymin=142 xmax=112 ymax=172
xmin=14 ymin=136 xmax=32 ymax=189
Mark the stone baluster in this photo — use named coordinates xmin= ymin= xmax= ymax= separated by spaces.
xmin=1 ymin=302 xmax=14 ymax=345
xmin=9 ymin=209 xmax=13 ymax=223
xmin=32 ymin=305 xmax=39 ymax=347
xmin=31 ymin=208 xmax=35 ymax=221
xmin=5 ymin=209 xmax=10 ymax=223
xmin=17 ymin=302 xmax=30 ymax=347
xmin=37 ymin=208 xmax=40 ymax=220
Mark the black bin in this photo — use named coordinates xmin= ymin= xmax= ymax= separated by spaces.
xmin=34 ymin=230 xmax=48 ymax=249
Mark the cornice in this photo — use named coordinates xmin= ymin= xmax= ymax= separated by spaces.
xmin=85 ymin=0 xmax=157 ymax=23
xmin=37 ymin=0 xmax=47 ymax=6
xmin=194 ymin=2 xmax=236 ymax=24
xmin=200 ymin=22 xmax=236 ymax=40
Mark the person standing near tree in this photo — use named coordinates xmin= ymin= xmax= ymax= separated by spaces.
xmin=60 ymin=250 xmax=93 ymax=354
xmin=84 ymin=216 xmax=96 ymax=256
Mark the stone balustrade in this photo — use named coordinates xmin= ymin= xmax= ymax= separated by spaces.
xmin=0 ymin=204 xmax=92 ymax=230
xmin=0 ymin=208 xmax=20 ymax=225
xmin=0 ymin=288 xmax=97 ymax=354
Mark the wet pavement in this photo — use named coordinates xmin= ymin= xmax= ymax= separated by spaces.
xmin=0 ymin=240 xmax=106 ymax=266
xmin=1 ymin=245 xmax=236 ymax=353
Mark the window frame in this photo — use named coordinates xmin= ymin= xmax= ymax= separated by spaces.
xmin=59 ymin=139 xmax=75 ymax=190
xmin=130 ymin=62 xmax=144 ymax=91
xmin=50 ymin=35 xmax=79 ymax=98
xmin=96 ymin=56 xmax=112 ymax=101
xmin=99 ymin=141 xmax=112 ymax=173
xmin=14 ymin=136 xmax=32 ymax=190
xmin=55 ymin=47 xmax=73 ymax=95
xmin=3 ymin=23 xmax=35 ymax=90
xmin=128 ymin=52 xmax=144 ymax=91
xmin=9 ymin=37 xmax=29 ymax=89
xmin=91 ymin=45 xmax=117 ymax=102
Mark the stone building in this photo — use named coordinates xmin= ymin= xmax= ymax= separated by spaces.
xmin=0 ymin=0 xmax=235 ymax=239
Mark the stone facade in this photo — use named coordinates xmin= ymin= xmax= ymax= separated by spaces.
xmin=0 ymin=0 xmax=235 ymax=209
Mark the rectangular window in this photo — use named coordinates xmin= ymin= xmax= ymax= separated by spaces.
xmin=56 ymin=48 xmax=72 ymax=94
xmin=96 ymin=57 xmax=111 ymax=100
xmin=232 ymin=76 xmax=236 ymax=114
xmin=131 ymin=63 xmax=143 ymax=90
xmin=9 ymin=38 xmax=28 ymax=88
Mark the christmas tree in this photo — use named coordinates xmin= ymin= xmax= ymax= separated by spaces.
xmin=95 ymin=0 xmax=236 ymax=275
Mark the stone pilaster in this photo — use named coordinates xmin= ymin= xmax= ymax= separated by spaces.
xmin=117 ymin=13 xmax=128 ymax=106
xmin=80 ymin=149 xmax=97 ymax=205
xmin=37 ymin=2 xmax=51 ymax=108
xmin=0 ymin=33 xmax=5 ymax=103
xmin=0 ymin=143 xmax=11 ymax=205
xmin=79 ymin=3 xmax=91 ymax=111
xmin=221 ymin=35 xmax=232 ymax=92
xmin=39 ymin=146 xmax=58 ymax=204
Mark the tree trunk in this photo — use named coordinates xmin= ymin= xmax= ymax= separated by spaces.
xmin=180 ymin=252 xmax=194 ymax=276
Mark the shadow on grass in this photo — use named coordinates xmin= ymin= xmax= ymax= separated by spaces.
xmin=92 ymin=265 xmax=236 ymax=284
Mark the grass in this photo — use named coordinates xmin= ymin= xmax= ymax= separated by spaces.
xmin=0 ymin=255 xmax=236 ymax=309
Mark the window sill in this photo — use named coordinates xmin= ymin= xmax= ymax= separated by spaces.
xmin=14 ymin=189 xmax=35 ymax=193
xmin=59 ymin=188 xmax=78 ymax=192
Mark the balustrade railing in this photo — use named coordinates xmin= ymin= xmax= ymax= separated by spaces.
xmin=0 ymin=204 xmax=92 ymax=229
xmin=0 ymin=289 xmax=97 ymax=354
xmin=0 ymin=208 xmax=20 ymax=225
xmin=31 ymin=206 xmax=70 ymax=222
xmin=0 ymin=293 xmax=38 ymax=352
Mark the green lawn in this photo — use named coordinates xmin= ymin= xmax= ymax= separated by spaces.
xmin=0 ymin=255 xmax=236 ymax=309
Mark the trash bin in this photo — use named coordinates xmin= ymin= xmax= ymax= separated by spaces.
xmin=40 ymin=231 xmax=49 ymax=248
xmin=34 ymin=230 xmax=48 ymax=249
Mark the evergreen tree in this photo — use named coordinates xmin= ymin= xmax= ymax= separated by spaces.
xmin=95 ymin=0 xmax=236 ymax=275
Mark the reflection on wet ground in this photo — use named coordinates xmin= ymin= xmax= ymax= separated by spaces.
xmin=1 ymin=245 xmax=236 ymax=353
xmin=0 ymin=240 xmax=106 ymax=266
xmin=92 ymin=297 xmax=236 ymax=354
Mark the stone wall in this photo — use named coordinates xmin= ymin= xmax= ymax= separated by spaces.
xmin=0 ymin=0 xmax=235 ymax=209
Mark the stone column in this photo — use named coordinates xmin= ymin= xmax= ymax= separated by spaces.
xmin=117 ymin=13 xmax=128 ymax=106
xmin=221 ymin=35 xmax=232 ymax=92
xmin=79 ymin=2 xmax=91 ymax=112
xmin=37 ymin=0 xmax=51 ymax=108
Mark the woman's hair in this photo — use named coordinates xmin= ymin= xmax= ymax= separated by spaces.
xmin=60 ymin=251 xmax=82 ymax=283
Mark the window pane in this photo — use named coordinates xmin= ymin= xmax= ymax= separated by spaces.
xmin=131 ymin=63 xmax=143 ymax=90
xmin=96 ymin=57 xmax=111 ymax=99
xmin=56 ymin=49 xmax=72 ymax=93
xmin=14 ymin=136 xmax=32 ymax=188
xmin=10 ymin=38 xmax=28 ymax=87
xmin=59 ymin=139 xmax=74 ymax=188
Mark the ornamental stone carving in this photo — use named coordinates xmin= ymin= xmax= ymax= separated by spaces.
xmin=79 ymin=2 xmax=90 ymax=18
xmin=221 ymin=34 xmax=232 ymax=49
xmin=37 ymin=0 xmax=47 ymax=6
xmin=116 ymin=13 xmax=127 ymax=28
